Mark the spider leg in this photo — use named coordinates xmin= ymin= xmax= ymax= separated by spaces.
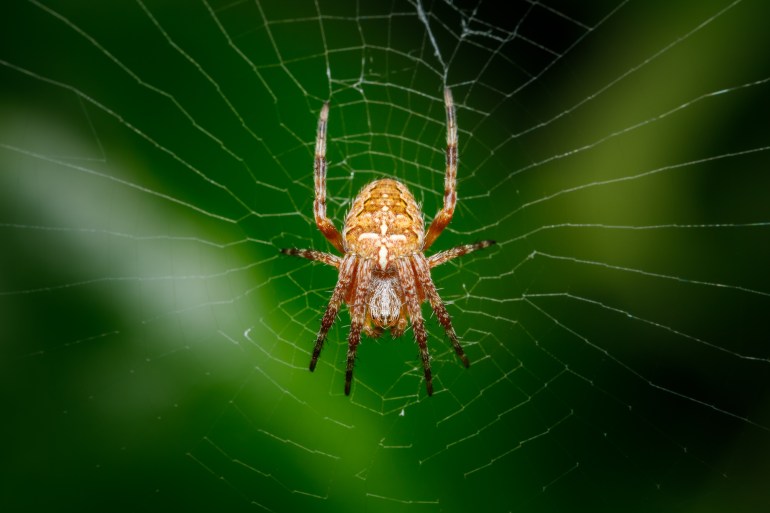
xmin=397 ymin=257 xmax=434 ymax=396
xmin=280 ymin=248 xmax=341 ymax=268
xmin=413 ymin=255 xmax=469 ymax=368
xmin=309 ymin=255 xmax=356 ymax=372
xmin=390 ymin=309 xmax=408 ymax=339
xmin=313 ymin=102 xmax=345 ymax=253
xmin=423 ymin=87 xmax=458 ymax=251
xmin=344 ymin=258 xmax=373 ymax=395
xmin=427 ymin=240 xmax=495 ymax=268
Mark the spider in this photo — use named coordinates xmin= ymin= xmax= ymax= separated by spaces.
xmin=281 ymin=88 xmax=495 ymax=396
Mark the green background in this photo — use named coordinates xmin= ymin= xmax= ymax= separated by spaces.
xmin=2 ymin=1 xmax=769 ymax=512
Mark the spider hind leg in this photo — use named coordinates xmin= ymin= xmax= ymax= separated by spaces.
xmin=413 ymin=254 xmax=470 ymax=368
xmin=344 ymin=259 xmax=374 ymax=395
xmin=308 ymin=255 xmax=356 ymax=372
xmin=397 ymin=257 xmax=434 ymax=396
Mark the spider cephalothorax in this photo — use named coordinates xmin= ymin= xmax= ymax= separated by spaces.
xmin=281 ymin=88 xmax=495 ymax=396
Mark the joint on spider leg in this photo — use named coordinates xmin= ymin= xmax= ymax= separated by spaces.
xmin=344 ymin=324 xmax=363 ymax=395
xmin=459 ymin=351 xmax=470 ymax=368
xmin=309 ymin=334 xmax=325 ymax=372
xmin=424 ymin=365 xmax=434 ymax=396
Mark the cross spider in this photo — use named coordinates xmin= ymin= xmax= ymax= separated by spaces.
xmin=281 ymin=88 xmax=495 ymax=396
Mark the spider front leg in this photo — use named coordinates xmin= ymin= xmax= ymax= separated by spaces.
xmin=313 ymin=102 xmax=345 ymax=253
xmin=423 ymin=87 xmax=458 ymax=251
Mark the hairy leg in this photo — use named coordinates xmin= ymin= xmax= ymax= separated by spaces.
xmin=313 ymin=102 xmax=345 ymax=253
xmin=413 ymin=254 xmax=469 ymax=367
xmin=280 ymin=247 xmax=341 ymax=268
xmin=397 ymin=258 xmax=433 ymax=396
xmin=427 ymin=240 xmax=495 ymax=268
xmin=345 ymin=259 xmax=373 ymax=395
xmin=309 ymin=255 xmax=356 ymax=371
xmin=423 ymin=87 xmax=458 ymax=251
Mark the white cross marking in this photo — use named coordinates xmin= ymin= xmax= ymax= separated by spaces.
xmin=378 ymin=245 xmax=388 ymax=270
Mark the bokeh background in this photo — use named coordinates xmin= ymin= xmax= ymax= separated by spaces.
xmin=2 ymin=1 xmax=769 ymax=512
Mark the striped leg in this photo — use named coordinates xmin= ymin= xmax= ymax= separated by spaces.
xmin=427 ymin=240 xmax=495 ymax=268
xmin=309 ymin=256 xmax=356 ymax=371
xmin=397 ymin=258 xmax=434 ymax=396
xmin=413 ymin=254 xmax=469 ymax=367
xmin=280 ymin=248 xmax=341 ymax=268
xmin=313 ymin=102 xmax=345 ymax=253
xmin=344 ymin=259 xmax=373 ymax=395
xmin=423 ymin=87 xmax=458 ymax=251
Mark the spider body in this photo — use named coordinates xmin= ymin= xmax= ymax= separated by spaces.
xmin=343 ymin=179 xmax=420 ymax=336
xmin=282 ymin=88 xmax=495 ymax=396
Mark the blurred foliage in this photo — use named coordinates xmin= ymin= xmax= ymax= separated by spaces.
xmin=2 ymin=1 xmax=770 ymax=512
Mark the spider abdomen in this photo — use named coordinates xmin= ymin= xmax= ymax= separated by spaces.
xmin=343 ymin=179 xmax=425 ymax=270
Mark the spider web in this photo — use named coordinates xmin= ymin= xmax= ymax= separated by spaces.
xmin=2 ymin=0 xmax=770 ymax=511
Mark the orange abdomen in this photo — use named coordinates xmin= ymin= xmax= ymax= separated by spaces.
xmin=342 ymin=179 xmax=424 ymax=267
